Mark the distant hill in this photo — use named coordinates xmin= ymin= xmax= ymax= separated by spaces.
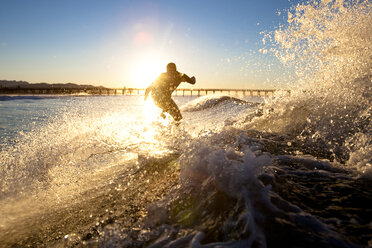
xmin=0 ymin=80 xmax=106 ymax=89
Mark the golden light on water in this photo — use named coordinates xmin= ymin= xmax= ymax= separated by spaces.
xmin=141 ymin=98 xmax=171 ymax=156
xmin=143 ymin=97 xmax=160 ymax=123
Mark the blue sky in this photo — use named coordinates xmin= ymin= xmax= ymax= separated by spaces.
xmin=0 ymin=0 xmax=300 ymax=88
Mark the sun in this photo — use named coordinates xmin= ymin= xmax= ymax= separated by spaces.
xmin=130 ymin=57 xmax=165 ymax=88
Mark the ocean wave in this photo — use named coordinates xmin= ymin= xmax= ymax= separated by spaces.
xmin=1 ymin=0 xmax=371 ymax=246
xmin=247 ymin=0 xmax=372 ymax=173
xmin=181 ymin=95 xmax=257 ymax=112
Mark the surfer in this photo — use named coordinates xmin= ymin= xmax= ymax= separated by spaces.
xmin=144 ymin=62 xmax=196 ymax=122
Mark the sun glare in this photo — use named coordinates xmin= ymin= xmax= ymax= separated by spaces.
xmin=131 ymin=57 xmax=164 ymax=88
xmin=143 ymin=97 xmax=160 ymax=122
xmin=143 ymin=92 xmax=172 ymax=127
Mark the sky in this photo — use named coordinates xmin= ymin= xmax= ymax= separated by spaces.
xmin=0 ymin=0 xmax=301 ymax=89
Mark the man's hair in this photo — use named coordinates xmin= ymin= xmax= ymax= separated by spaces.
xmin=167 ymin=62 xmax=177 ymax=72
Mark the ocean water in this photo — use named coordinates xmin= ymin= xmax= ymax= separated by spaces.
xmin=1 ymin=0 xmax=371 ymax=247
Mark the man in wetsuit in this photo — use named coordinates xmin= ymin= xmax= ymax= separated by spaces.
xmin=144 ymin=62 xmax=196 ymax=122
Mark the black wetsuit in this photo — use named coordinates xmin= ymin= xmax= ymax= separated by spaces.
xmin=145 ymin=71 xmax=195 ymax=121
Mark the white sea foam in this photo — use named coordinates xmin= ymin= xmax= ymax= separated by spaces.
xmin=253 ymin=0 xmax=372 ymax=173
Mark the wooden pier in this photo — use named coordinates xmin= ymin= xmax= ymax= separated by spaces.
xmin=0 ymin=87 xmax=290 ymax=97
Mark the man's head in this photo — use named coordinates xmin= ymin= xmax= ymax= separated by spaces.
xmin=166 ymin=62 xmax=177 ymax=72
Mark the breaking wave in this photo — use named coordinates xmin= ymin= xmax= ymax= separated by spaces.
xmin=181 ymin=95 xmax=254 ymax=112
xmin=0 ymin=0 xmax=371 ymax=247
xmin=253 ymin=0 xmax=372 ymax=174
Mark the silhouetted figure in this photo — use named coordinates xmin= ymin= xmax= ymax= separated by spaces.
xmin=145 ymin=63 xmax=196 ymax=122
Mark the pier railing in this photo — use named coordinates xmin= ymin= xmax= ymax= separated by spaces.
xmin=0 ymin=87 xmax=291 ymax=97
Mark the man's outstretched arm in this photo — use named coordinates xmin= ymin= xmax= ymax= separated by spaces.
xmin=181 ymin=74 xmax=196 ymax=85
